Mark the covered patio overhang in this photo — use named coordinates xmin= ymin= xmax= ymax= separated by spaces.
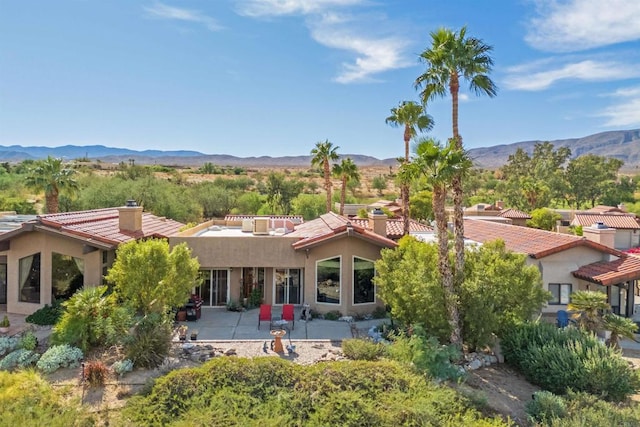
xmin=572 ymin=256 xmax=640 ymax=287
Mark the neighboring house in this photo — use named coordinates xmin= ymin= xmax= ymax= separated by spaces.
xmin=0 ymin=212 xmax=37 ymax=306
xmin=464 ymin=218 xmax=640 ymax=317
xmin=497 ymin=208 xmax=532 ymax=227
xmin=0 ymin=202 xmax=183 ymax=315
xmin=571 ymin=213 xmax=640 ymax=250
xmin=171 ymin=210 xmax=431 ymax=315
xmin=462 ymin=201 xmax=532 ymax=226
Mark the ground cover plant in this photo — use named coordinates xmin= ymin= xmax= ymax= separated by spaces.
xmin=119 ymin=357 xmax=510 ymax=426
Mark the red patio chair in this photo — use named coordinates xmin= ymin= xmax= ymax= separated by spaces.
xmin=258 ymin=304 xmax=272 ymax=330
xmin=282 ymin=304 xmax=295 ymax=330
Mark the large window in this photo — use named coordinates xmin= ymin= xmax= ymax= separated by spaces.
xmin=316 ymin=256 xmax=341 ymax=304
xmin=353 ymin=257 xmax=375 ymax=304
xmin=52 ymin=253 xmax=84 ymax=301
xmin=549 ymin=283 xmax=572 ymax=305
xmin=19 ymin=253 xmax=41 ymax=303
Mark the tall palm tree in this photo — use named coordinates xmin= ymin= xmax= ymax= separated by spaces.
xmin=25 ymin=156 xmax=79 ymax=214
xmin=310 ymin=140 xmax=340 ymax=213
xmin=332 ymin=158 xmax=360 ymax=216
xmin=403 ymin=137 xmax=471 ymax=346
xmin=415 ymin=26 xmax=497 ymax=294
xmin=385 ymin=101 xmax=434 ymax=235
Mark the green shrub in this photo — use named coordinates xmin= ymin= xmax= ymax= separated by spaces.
xmin=526 ymin=391 xmax=567 ymax=424
xmin=501 ymin=321 xmax=640 ymax=401
xmin=371 ymin=306 xmax=388 ymax=319
xmin=125 ymin=313 xmax=172 ymax=368
xmin=0 ymin=337 xmax=19 ymax=357
xmin=342 ymin=339 xmax=385 ymax=361
xmin=26 ymin=301 xmax=63 ymax=325
xmin=386 ymin=325 xmax=463 ymax=381
xmin=19 ymin=331 xmax=38 ymax=351
xmin=548 ymin=391 xmax=640 ymax=426
xmin=51 ymin=286 xmax=133 ymax=352
xmin=0 ymin=349 xmax=40 ymax=371
xmin=323 ymin=310 xmax=342 ymax=321
xmin=37 ymin=344 xmax=83 ymax=374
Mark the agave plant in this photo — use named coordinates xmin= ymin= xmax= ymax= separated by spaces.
xmin=603 ymin=313 xmax=638 ymax=349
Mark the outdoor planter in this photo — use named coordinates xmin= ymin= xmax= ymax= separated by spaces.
xmin=178 ymin=325 xmax=188 ymax=341
xmin=190 ymin=330 xmax=198 ymax=341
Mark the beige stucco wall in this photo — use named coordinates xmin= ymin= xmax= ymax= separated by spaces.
xmin=6 ymin=231 xmax=106 ymax=315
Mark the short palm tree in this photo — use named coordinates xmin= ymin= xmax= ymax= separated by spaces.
xmin=567 ymin=290 xmax=609 ymax=333
xmin=404 ymin=137 xmax=471 ymax=346
xmin=416 ymin=26 xmax=497 ymax=292
xmin=25 ymin=156 xmax=79 ymax=214
xmin=332 ymin=158 xmax=360 ymax=216
xmin=603 ymin=313 xmax=638 ymax=349
xmin=385 ymin=101 xmax=434 ymax=235
xmin=310 ymin=140 xmax=340 ymax=213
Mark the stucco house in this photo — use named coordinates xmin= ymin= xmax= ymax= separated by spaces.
xmin=462 ymin=201 xmax=531 ymax=226
xmin=571 ymin=212 xmax=640 ymax=250
xmin=171 ymin=210 xmax=431 ymax=316
xmin=0 ymin=202 xmax=183 ymax=315
xmin=464 ymin=218 xmax=640 ymax=317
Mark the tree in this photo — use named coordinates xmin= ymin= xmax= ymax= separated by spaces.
xmin=566 ymin=155 xmax=624 ymax=208
xmin=105 ymin=239 xmax=200 ymax=315
xmin=25 ymin=156 xmax=79 ymax=213
xmin=332 ymin=158 xmax=360 ymax=216
xmin=567 ymin=290 xmax=609 ymax=333
xmin=291 ymin=194 xmax=325 ymax=220
xmin=386 ymin=101 xmax=434 ymax=235
xmin=264 ymin=172 xmax=305 ymax=215
xmin=603 ymin=313 xmax=638 ymax=349
xmin=403 ymin=138 xmax=471 ymax=346
xmin=416 ymin=26 xmax=497 ymax=301
xmin=527 ymin=208 xmax=562 ymax=231
xmin=371 ymin=175 xmax=387 ymax=196
xmin=310 ymin=140 xmax=339 ymax=213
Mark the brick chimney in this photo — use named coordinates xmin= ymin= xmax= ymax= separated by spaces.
xmin=118 ymin=199 xmax=143 ymax=232
xmin=368 ymin=208 xmax=387 ymax=237
xmin=496 ymin=200 xmax=505 ymax=210
xmin=583 ymin=222 xmax=616 ymax=248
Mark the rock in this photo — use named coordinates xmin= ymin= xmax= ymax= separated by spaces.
xmin=224 ymin=348 xmax=237 ymax=356
xmin=467 ymin=359 xmax=483 ymax=370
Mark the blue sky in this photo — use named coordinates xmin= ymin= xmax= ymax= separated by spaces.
xmin=1 ymin=0 xmax=640 ymax=158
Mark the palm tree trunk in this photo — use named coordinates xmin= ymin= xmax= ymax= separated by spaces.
xmin=324 ymin=160 xmax=332 ymax=213
xmin=433 ymin=186 xmax=461 ymax=346
xmin=46 ymin=191 xmax=59 ymax=214
xmin=403 ymin=128 xmax=411 ymax=235
xmin=340 ymin=176 xmax=347 ymax=215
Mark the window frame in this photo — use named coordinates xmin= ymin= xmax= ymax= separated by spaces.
xmin=19 ymin=252 xmax=41 ymax=304
xmin=315 ymin=256 xmax=342 ymax=305
xmin=548 ymin=283 xmax=572 ymax=305
xmin=352 ymin=256 xmax=376 ymax=305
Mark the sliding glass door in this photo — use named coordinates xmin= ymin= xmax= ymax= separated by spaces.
xmin=274 ymin=268 xmax=301 ymax=305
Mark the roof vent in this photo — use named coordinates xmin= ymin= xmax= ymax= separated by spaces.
xmin=125 ymin=199 xmax=138 ymax=208
xmin=372 ymin=208 xmax=384 ymax=215
xmin=593 ymin=222 xmax=608 ymax=229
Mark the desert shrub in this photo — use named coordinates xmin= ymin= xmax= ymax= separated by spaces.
xmin=526 ymin=391 xmax=567 ymax=425
xmin=0 ymin=370 xmax=93 ymax=426
xmin=501 ymin=321 xmax=640 ymax=401
xmin=125 ymin=313 xmax=173 ymax=368
xmin=386 ymin=325 xmax=463 ymax=381
xmin=83 ymin=360 xmax=109 ymax=387
xmin=19 ymin=331 xmax=38 ymax=351
xmin=323 ymin=310 xmax=342 ymax=321
xmin=547 ymin=391 xmax=640 ymax=426
xmin=112 ymin=359 xmax=134 ymax=377
xmin=37 ymin=344 xmax=83 ymax=374
xmin=121 ymin=357 xmax=510 ymax=426
xmin=0 ymin=336 xmax=19 ymax=357
xmin=342 ymin=339 xmax=385 ymax=361
xmin=371 ymin=306 xmax=388 ymax=319
xmin=26 ymin=301 xmax=63 ymax=325
xmin=0 ymin=349 xmax=40 ymax=371
xmin=51 ymin=286 xmax=133 ymax=352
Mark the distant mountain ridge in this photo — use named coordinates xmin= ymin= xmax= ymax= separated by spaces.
xmin=2 ymin=129 xmax=640 ymax=169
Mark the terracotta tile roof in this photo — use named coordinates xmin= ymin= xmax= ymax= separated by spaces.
xmin=224 ymin=214 xmax=304 ymax=224
xmin=349 ymin=218 xmax=432 ymax=240
xmin=36 ymin=208 xmax=184 ymax=247
xmin=572 ymin=213 xmax=640 ymax=229
xmin=498 ymin=208 xmax=532 ymax=219
xmin=289 ymin=212 xmax=397 ymax=250
xmin=572 ymin=255 xmax=640 ymax=286
xmin=463 ymin=218 xmax=621 ymax=259
xmin=584 ymin=205 xmax=626 ymax=214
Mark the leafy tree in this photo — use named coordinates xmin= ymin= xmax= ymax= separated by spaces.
xmin=234 ymin=191 xmax=264 ymax=215
xmin=264 ymin=172 xmax=305 ymax=215
xmin=386 ymin=100 xmax=434 ymax=235
xmin=568 ymin=290 xmax=609 ymax=333
xmin=105 ymin=239 xmax=200 ymax=315
xmin=371 ymin=175 xmax=387 ymax=196
xmin=332 ymin=158 xmax=360 ymax=215
xmin=51 ymin=286 xmax=133 ymax=352
xmin=292 ymin=194 xmax=328 ymax=220
xmin=193 ymin=183 xmax=236 ymax=218
xmin=402 ymin=138 xmax=471 ymax=346
xmin=603 ymin=313 xmax=638 ymax=349
xmin=310 ymin=140 xmax=339 ymax=213
xmin=527 ymin=208 xmax=562 ymax=231
xmin=416 ymin=26 xmax=497 ymax=308
xmin=409 ymin=190 xmax=433 ymax=222
xmin=566 ymin=155 xmax=624 ymax=208
xmin=25 ymin=156 xmax=79 ymax=213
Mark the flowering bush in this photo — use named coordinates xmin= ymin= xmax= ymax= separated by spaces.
xmin=112 ymin=359 xmax=134 ymax=377
xmin=0 ymin=349 xmax=40 ymax=371
xmin=0 ymin=337 xmax=19 ymax=357
xmin=36 ymin=344 xmax=83 ymax=374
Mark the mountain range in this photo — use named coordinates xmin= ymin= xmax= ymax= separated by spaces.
xmin=2 ymin=129 xmax=640 ymax=170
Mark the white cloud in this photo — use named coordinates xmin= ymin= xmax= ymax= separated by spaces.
xmin=236 ymin=0 xmax=411 ymax=83
xmin=237 ymin=0 xmax=365 ymax=17
xmin=598 ymin=85 xmax=640 ymax=127
xmin=526 ymin=0 xmax=640 ymax=52
xmin=504 ymin=58 xmax=640 ymax=91
xmin=145 ymin=3 xmax=223 ymax=31
xmin=459 ymin=93 xmax=470 ymax=102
